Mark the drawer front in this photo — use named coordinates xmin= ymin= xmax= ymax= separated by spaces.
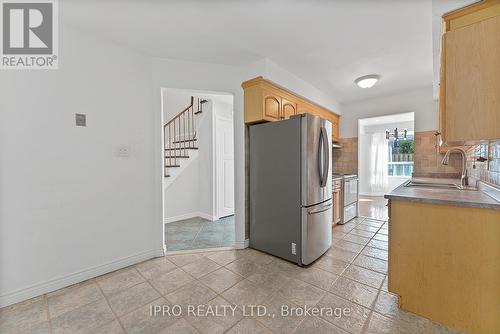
xmin=344 ymin=202 xmax=358 ymax=223
xmin=344 ymin=179 xmax=358 ymax=205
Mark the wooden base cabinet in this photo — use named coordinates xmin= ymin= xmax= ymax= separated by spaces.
xmin=332 ymin=178 xmax=342 ymax=225
xmin=439 ymin=1 xmax=500 ymax=143
xmin=387 ymin=200 xmax=500 ymax=334
xmin=242 ymin=76 xmax=340 ymax=142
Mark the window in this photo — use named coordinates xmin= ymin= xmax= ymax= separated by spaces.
xmin=387 ymin=134 xmax=414 ymax=177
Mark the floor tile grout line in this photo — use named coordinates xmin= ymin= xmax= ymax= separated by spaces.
xmin=120 ymin=262 xmax=181 ymax=315
xmin=117 ymin=264 xmax=194 ymax=333
xmin=252 ymin=288 xmax=305 ymax=334
xmin=327 ymin=276 xmax=381 ymax=309
xmin=333 ymin=218 xmax=388 ymax=290
xmin=184 ymin=283 xmax=246 ymax=333
xmin=44 ymin=279 xmax=113 ymax=325
xmin=288 ymin=296 xmax=318 ymax=333
xmin=96 ymin=266 xmax=149 ymax=300
xmin=298 ymin=282 xmax=359 ymax=334
xmin=43 ymin=294 xmax=54 ymax=334
xmin=360 ymin=279 xmax=386 ymax=334
xmin=93 ymin=278 xmax=128 ymax=334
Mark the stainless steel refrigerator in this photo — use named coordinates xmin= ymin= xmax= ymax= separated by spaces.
xmin=249 ymin=113 xmax=332 ymax=266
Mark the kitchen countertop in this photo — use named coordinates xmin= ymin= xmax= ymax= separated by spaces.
xmin=384 ymin=177 xmax=500 ymax=210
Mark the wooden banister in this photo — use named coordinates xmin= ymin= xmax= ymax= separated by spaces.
xmin=164 ymin=96 xmax=194 ymax=128
xmin=163 ymin=96 xmax=202 ymax=177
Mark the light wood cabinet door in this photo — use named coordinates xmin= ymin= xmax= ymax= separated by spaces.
xmin=296 ymin=102 xmax=310 ymax=115
xmin=444 ymin=15 xmax=500 ymax=141
xmin=242 ymin=77 xmax=340 ymax=126
xmin=281 ymin=98 xmax=297 ymax=120
xmin=331 ymin=115 xmax=340 ymax=142
xmin=263 ymin=91 xmax=281 ymax=121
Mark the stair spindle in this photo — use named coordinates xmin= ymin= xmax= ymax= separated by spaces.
xmin=183 ymin=112 xmax=186 ymax=157
xmin=163 ymin=96 xmax=201 ymax=176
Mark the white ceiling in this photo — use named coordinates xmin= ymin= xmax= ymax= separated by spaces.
xmin=62 ymin=0 xmax=437 ymax=104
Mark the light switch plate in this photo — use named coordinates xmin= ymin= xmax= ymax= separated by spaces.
xmin=75 ymin=113 xmax=86 ymax=127
xmin=116 ymin=145 xmax=130 ymax=158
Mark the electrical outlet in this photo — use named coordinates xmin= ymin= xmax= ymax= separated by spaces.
xmin=291 ymin=243 xmax=296 ymax=255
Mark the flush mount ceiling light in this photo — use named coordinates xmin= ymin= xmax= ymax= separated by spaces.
xmin=354 ymin=74 xmax=380 ymax=89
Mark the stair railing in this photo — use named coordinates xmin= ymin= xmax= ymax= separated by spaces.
xmin=163 ymin=96 xmax=198 ymax=177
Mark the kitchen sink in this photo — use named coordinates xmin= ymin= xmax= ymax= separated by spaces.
xmin=404 ymin=180 xmax=477 ymax=191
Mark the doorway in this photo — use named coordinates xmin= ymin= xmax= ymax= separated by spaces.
xmin=358 ymin=112 xmax=415 ymax=220
xmin=161 ymin=88 xmax=235 ymax=252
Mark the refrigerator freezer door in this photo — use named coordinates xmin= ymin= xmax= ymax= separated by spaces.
xmin=301 ymin=199 xmax=333 ymax=265
xmin=302 ymin=114 xmax=332 ymax=207
xmin=249 ymin=118 xmax=302 ymax=264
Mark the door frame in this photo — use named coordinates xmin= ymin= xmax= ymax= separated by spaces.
xmin=213 ymin=114 xmax=235 ymax=219
xmin=160 ymin=87 xmax=238 ymax=253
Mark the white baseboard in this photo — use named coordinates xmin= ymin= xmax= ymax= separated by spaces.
xmin=0 ymin=248 xmax=164 ymax=308
xmin=198 ymin=212 xmax=217 ymax=221
xmin=234 ymin=238 xmax=249 ymax=249
xmin=164 ymin=212 xmax=216 ymax=224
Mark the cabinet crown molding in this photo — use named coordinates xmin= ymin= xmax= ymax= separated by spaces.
xmin=242 ymin=76 xmax=339 ymax=117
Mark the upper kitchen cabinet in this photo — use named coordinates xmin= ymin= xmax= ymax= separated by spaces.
xmin=281 ymin=98 xmax=297 ymax=120
xmin=439 ymin=0 xmax=500 ymax=143
xmin=263 ymin=90 xmax=281 ymax=121
xmin=243 ymin=76 xmax=340 ymax=142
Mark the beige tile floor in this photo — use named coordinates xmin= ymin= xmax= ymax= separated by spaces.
xmin=0 ymin=217 xmax=461 ymax=334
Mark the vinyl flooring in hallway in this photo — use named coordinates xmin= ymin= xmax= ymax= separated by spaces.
xmin=165 ymin=216 xmax=235 ymax=251
xmin=0 ymin=217 xmax=461 ymax=334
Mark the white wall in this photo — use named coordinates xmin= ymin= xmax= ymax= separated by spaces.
xmin=162 ymin=90 xmax=193 ymax=122
xmin=340 ymin=85 xmax=436 ymax=138
xmin=0 ymin=25 xmax=162 ymax=306
xmin=247 ymin=58 xmax=341 ymax=114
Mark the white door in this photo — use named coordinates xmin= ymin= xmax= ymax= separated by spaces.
xmin=216 ymin=116 xmax=235 ymax=218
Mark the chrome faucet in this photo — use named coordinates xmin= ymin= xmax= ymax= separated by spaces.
xmin=441 ymin=148 xmax=468 ymax=187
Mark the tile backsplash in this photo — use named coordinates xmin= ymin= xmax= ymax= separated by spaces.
xmin=332 ymin=137 xmax=357 ymax=174
xmin=332 ymin=131 xmax=500 ymax=187
xmin=466 ymin=140 xmax=500 ymax=186
xmin=412 ymin=131 xmax=462 ymax=178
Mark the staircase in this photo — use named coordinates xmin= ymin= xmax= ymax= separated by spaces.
xmin=164 ymin=96 xmax=207 ymax=178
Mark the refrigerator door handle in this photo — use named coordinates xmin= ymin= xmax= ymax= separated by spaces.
xmin=323 ymin=126 xmax=329 ymax=187
xmin=308 ymin=202 xmax=333 ymax=214
xmin=319 ymin=126 xmax=329 ymax=188
xmin=318 ymin=128 xmax=324 ymax=186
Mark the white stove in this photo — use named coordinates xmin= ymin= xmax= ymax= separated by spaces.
xmin=332 ymin=174 xmax=359 ymax=225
